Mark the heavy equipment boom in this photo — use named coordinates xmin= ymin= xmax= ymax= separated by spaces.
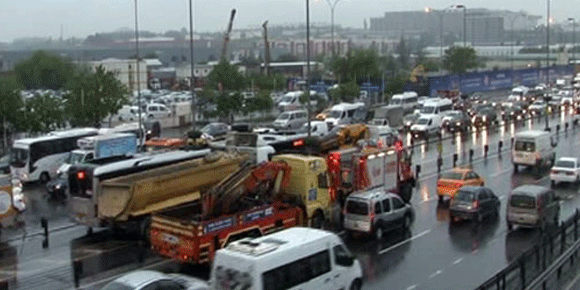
xmin=220 ymin=9 xmax=236 ymax=61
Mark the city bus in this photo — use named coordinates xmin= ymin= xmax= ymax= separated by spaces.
xmin=10 ymin=128 xmax=99 ymax=183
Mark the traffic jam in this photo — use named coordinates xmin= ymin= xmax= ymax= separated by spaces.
xmin=3 ymin=75 xmax=580 ymax=290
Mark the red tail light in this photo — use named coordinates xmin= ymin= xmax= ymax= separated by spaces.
xmin=293 ymin=139 xmax=304 ymax=147
xmin=369 ymin=212 xmax=375 ymax=221
xmin=77 ymin=171 xmax=86 ymax=180
xmin=552 ymin=170 xmax=558 ymax=174
xmin=455 ymin=182 xmax=463 ymax=187
xmin=472 ymin=200 xmax=479 ymax=209
xmin=437 ymin=180 xmax=442 ymax=187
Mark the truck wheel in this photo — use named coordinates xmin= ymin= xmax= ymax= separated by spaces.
xmin=350 ymin=279 xmax=362 ymax=290
xmin=140 ymin=217 xmax=151 ymax=243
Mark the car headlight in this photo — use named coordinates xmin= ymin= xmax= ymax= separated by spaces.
xmin=55 ymin=184 xmax=61 ymax=190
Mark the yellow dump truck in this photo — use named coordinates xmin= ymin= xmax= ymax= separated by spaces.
xmin=68 ymin=149 xmax=248 ymax=236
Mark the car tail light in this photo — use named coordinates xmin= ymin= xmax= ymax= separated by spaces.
xmin=455 ymin=182 xmax=462 ymax=187
xmin=369 ymin=212 xmax=375 ymax=222
xmin=552 ymin=170 xmax=559 ymax=174
xmin=437 ymin=180 xmax=442 ymax=187
xmin=472 ymin=200 xmax=479 ymax=209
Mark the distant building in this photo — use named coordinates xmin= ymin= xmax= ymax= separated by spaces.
xmin=261 ymin=61 xmax=323 ymax=78
xmin=175 ymin=61 xmax=246 ymax=86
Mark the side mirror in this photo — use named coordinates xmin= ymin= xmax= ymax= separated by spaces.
xmin=554 ymin=195 xmax=561 ymax=201
xmin=336 ymin=254 xmax=354 ymax=267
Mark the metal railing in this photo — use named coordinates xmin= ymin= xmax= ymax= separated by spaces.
xmin=477 ymin=209 xmax=580 ymax=290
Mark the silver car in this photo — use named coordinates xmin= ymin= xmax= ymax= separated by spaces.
xmin=344 ymin=187 xmax=414 ymax=240
xmin=100 ymin=270 xmax=208 ymax=290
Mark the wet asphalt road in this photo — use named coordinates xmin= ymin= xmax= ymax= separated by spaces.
xmin=3 ymin=107 xmax=580 ymax=290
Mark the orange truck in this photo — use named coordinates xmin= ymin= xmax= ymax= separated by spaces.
xmin=150 ymin=154 xmax=334 ymax=265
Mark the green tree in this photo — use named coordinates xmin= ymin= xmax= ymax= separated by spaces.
xmin=331 ymin=49 xmax=381 ymax=84
xmin=215 ymin=92 xmax=243 ymax=122
xmin=64 ymin=65 xmax=128 ymax=127
xmin=245 ymin=73 xmax=286 ymax=91
xmin=14 ymin=50 xmax=75 ymax=90
xmin=442 ymin=46 xmax=479 ymax=74
xmin=0 ymin=76 xmax=23 ymax=148
xmin=24 ymin=93 xmax=65 ymax=132
xmin=328 ymin=81 xmax=360 ymax=103
xmin=243 ymin=92 xmax=274 ymax=116
xmin=206 ymin=60 xmax=245 ymax=92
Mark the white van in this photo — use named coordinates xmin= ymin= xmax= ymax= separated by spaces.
xmin=277 ymin=91 xmax=303 ymax=112
xmin=210 ymin=227 xmax=363 ymax=290
xmin=390 ymin=91 xmax=419 ymax=114
xmin=325 ymin=102 xmax=366 ymax=128
xmin=273 ymin=110 xmax=308 ymax=130
xmin=512 ymin=130 xmax=556 ymax=172
xmin=419 ymin=98 xmax=453 ymax=117
xmin=144 ymin=103 xmax=171 ymax=119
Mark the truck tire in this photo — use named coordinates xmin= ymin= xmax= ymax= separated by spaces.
xmin=350 ymin=279 xmax=362 ymax=290
xmin=140 ymin=217 xmax=151 ymax=243
xmin=40 ymin=172 xmax=50 ymax=184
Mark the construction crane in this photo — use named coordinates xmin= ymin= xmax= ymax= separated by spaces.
xmin=262 ymin=20 xmax=271 ymax=76
xmin=220 ymin=9 xmax=237 ymax=62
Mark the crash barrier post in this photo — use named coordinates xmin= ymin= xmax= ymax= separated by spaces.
xmin=437 ymin=157 xmax=442 ymax=173
xmin=73 ymin=259 xmax=82 ymax=288
xmin=484 ymin=144 xmax=489 ymax=158
xmin=41 ymin=217 xmax=48 ymax=249
xmin=415 ymin=164 xmax=421 ymax=179
xmin=453 ymin=153 xmax=458 ymax=167
xmin=469 ymin=149 xmax=474 ymax=163
xmin=498 ymin=141 xmax=503 ymax=153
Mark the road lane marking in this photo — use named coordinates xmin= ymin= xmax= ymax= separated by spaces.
xmin=378 ymin=229 xmax=431 ymax=255
xmin=428 ymin=270 xmax=443 ymax=279
xmin=452 ymin=257 xmax=463 ymax=265
xmin=490 ymin=168 xmax=513 ymax=177
xmin=407 ymin=285 xmax=418 ymax=290
xmin=565 ymin=268 xmax=580 ymax=290
xmin=471 ymin=249 xmax=479 ymax=254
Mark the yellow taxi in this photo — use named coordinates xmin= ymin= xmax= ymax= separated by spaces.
xmin=436 ymin=167 xmax=485 ymax=203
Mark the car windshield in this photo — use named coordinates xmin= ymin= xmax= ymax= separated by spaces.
xmin=555 ymin=160 xmax=576 ymax=168
xmin=420 ymin=106 xmax=435 ymax=114
xmin=69 ymin=152 xmax=86 ymax=164
xmin=417 ymin=118 xmax=429 ymax=125
xmin=440 ymin=172 xmax=464 ymax=180
xmin=0 ymin=154 xmax=8 ymax=163
xmin=280 ymin=96 xmax=293 ymax=103
xmin=404 ymin=114 xmax=417 ymax=121
xmin=346 ymin=200 xmax=369 ymax=215
xmin=10 ymin=148 xmax=28 ymax=168
xmin=277 ymin=113 xmax=290 ymax=120
xmin=532 ymin=101 xmax=545 ymax=106
xmin=510 ymin=194 xmax=536 ymax=209
xmin=515 ymin=141 xmax=535 ymax=152
xmin=455 ymin=190 xmax=475 ymax=202
xmin=448 ymin=111 xmax=461 ymax=117
xmin=100 ymin=281 xmax=134 ymax=290
xmin=328 ymin=110 xmax=342 ymax=118
xmin=391 ymin=98 xmax=402 ymax=105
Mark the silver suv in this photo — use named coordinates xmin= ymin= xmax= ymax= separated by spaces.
xmin=343 ymin=187 xmax=414 ymax=240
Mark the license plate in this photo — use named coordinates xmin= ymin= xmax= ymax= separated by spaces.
xmin=162 ymin=233 xmax=180 ymax=244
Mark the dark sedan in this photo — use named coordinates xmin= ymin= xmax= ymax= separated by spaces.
xmin=449 ymin=186 xmax=500 ymax=224
xmin=500 ymin=103 xmax=526 ymax=121
xmin=200 ymin=122 xmax=230 ymax=140
xmin=471 ymin=107 xmax=498 ymax=128
xmin=442 ymin=110 xmax=470 ymax=132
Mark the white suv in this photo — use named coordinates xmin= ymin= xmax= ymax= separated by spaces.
xmin=144 ymin=103 xmax=171 ymax=119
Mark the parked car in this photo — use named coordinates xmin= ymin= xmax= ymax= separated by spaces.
xmin=449 ymin=186 xmax=500 ymax=224
xmin=437 ymin=167 xmax=485 ymax=203
xmin=0 ymin=154 xmax=9 ymax=174
xmin=144 ymin=103 xmax=172 ymax=119
xmin=344 ymin=187 xmax=414 ymax=240
xmin=200 ymin=123 xmax=230 ymax=140
xmin=550 ymin=157 xmax=580 ymax=186
xmin=101 ymin=270 xmax=208 ymax=290
xmin=442 ymin=110 xmax=470 ymax=132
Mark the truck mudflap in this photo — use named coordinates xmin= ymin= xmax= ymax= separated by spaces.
xmin=149 ymin=202 xmax=303 ymax=265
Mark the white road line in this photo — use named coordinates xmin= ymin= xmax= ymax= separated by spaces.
xmin=428 ymin=270 xmax=443 ymax=279
xmin=490 ymin=168 xmax=513 ymax=177
xmin=378 ymin=230 xmax=431 ymax=255
xmin=452 ymin=257 xmax=464 ymax=265
xmin=565 ymin=269 xmax=580 ymax=290
xmin=471 ymin=249 xmax=479 ymax=254
xmin=407 ymin=284 xmax=418 ymax=290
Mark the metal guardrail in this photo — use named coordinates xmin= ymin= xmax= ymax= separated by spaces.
xmin=476 ymin=209 xmax=580 ymax=290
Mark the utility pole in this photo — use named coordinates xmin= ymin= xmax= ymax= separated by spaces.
xmin=189 ymin=0 xmax=197 ymax=130
xmin=134 ymin=0 xmax=143 ymax=144
xmin=306 ymin=0 xmax=312 ymax=137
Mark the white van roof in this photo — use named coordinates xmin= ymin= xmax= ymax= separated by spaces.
xmin=331 ymin=102 xmax=365 ymax=111
xmin=222 ymin=227 xmax=334 ymax=261
xmin=422 ymin=98 xmax=452 ymax=106
xmin=514 ymin=130 xmax=550 ymax=138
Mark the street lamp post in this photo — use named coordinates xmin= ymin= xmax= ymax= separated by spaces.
xmin=545 ymin=0 xmax=551 ymax=131
xmin=324 ymin=0 xmax=343 ymax=57
xmin=188 ymin=0 xmax=197 ymax=130
xmin=134 ymin=0 xmax=143 ymax=144
xmin=569 ymin=18 xmax=576 ymax=65
xmin=306 ymin=0 xmax=311 ymax=137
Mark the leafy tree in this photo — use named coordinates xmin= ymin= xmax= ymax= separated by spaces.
xmin=328 ymin=81 xmax=360 ymax=103
xmin=331 ymin=49 xmax=381 ymax=84
xmin=0 ymin=76 xmax=23 ymax=148
xmin=245 ymin=73 xmax=286 ymax=91
xmin=206 ymin=60 xmax=245 ymax=92
xmin=215 ymin=92 xmax=243 ymax=122
xmin=243 ymin=93 xmax=274 ymax=116
xmin=442 ymin=46 xmax=479 ymax=74
xmin=23 ymin=93 xmax=65 ymax=132
xmin=14 ymin=50 xmax=75 ymax=90
xmin=384 ymin=75 xmax=408 ymax=103
xmin=64 ymin=65 xmax=128 ymax=127
xmin=276 ymin=53 xmax=299 ymax=62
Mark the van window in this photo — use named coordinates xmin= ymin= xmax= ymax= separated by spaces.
xmin=317 ymin=173 xmax=328 ymax=189
xmin=346 ymin=200 xmax=368 ymax=215
xmin=334 ymin=244 xmax=354 ymax=267
xmin=392 ymin=197 xmax=405 ymax=209
xmin=262 ymin=250 xmax=331 ymax=290
xmin=374 ymin=201 xmax=382 ymax=214
xmin=214 ymin=266 xmax=252 ymax=290
xmin=347 ymin=109 xmax=355 ymax=118
xmin=149 ymin=106 xmax=158 ymax=112
xmin=382 ymin=199 xmax=391 ymax=212
xmin=391 ymin=98 xmax=402 ymax=105
xmin=515 ymin=140 xmax=535 ymax=152
xmin=510 ymin=194 xmax=536 ymax=209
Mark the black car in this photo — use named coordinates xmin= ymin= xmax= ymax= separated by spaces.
xmin=0 ymin=154 xmax=9 ymax=174
xmin=200 ymin=123 xmax=230 ymax=140
xmin=500 ymin=104 xmax=526 ymax=121
xmin=472 ymin=107 xmax=498 ymax=128
xmin=442 ymin=110 xmax=471 ymax=132
xmin=449 ymin=186 xmax=500 ymax=223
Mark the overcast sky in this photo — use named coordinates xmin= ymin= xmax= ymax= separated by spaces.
xmin=0 ymin=0 xmax=575 ymax=42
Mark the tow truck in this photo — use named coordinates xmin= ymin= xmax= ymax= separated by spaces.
xmin=150 ymin=154 xmax=332 ymax=264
